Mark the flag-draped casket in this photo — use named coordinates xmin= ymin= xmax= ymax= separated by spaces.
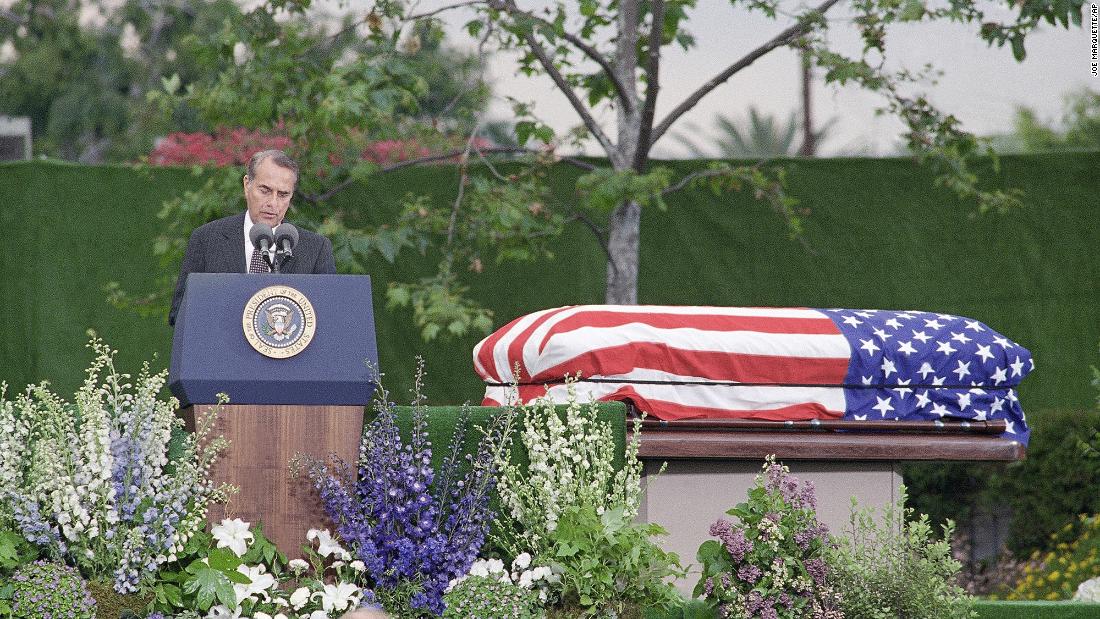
xmin=473 ymin=306 xmax=1034 ymax=444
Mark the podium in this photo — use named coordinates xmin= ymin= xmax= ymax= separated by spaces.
xmin=169 ymin=273 xmax=378 ymax=554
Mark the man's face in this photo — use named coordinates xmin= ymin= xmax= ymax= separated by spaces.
xmin=243 ymin=157 xmax=297 ymax=227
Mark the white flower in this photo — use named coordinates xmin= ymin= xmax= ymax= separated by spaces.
xmin=309 ymin=611 xmax=329 ymax=619
xmin=486 ymin=558 xmax=505 ymax=574
xmin=1075 ymin=576 xmax=1100 ymax=602
xmin=0 ymin=39 xmax=18 ymax=64
xmin=512 ymin=552 xmax=532 ymax=571
xmin=119 ymin=22 xmax=141 ymax=59
xmin=349 ymin=560 xmax=365 ymax=572
xmin=254 ymin=613 xmax=272 ymax=619
xmin=306 ymin=529 xmax=347 ymax=558
xmin=468 ymin=560 xmax=490 ymax=578
xmin=311 ymin=582 xmax=361 ymax=613
xmin=232 ymin=41 xmax=252 ymax=66
xmin=331 ymin=560 xmax=345 ymax=570
xmin=288 ymin=559 xmax=309 ymax=572
xmin=273 ymin=615 xmax=288 ymax=619
xmin=205 ymin=605 xmax=241 ymax=619
xmin=289 ymin=587 xmax=310 ymax=609
xmin=233 ymin=564 xmax=276 ymax=602
xmin=212 ymin=518 xmax=253 ymax=556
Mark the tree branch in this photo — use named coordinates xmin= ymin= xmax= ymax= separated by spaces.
xmin=299 ymin=146 xmax=596 ymax=203
xmin=494 ymin=2 xmax=634 ymax=114
xmin=567 ymin=211 xmax=616 ymax=267
xmin=405 ymin=0 xmax=482 ymax=20
xmin=660 ymin=167 xmax=738 ymax=196
xmin=649 ymin=0 xmax=843 ymax=146
xmin=632 ymin=0 xmax=664 ymax=170
xmin=498 ymin=0 xmax=620 ymax=163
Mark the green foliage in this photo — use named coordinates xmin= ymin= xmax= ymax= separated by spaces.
xmin=0 ymin=0 xmax=240 ymax=162
xmin=828 ymin=492 xmax=974 ymax=618
xmin=1006 ymin=514 xmax=1100 ymax=601
xmin=674 ymin=107 xmax=835 ymax=159
xmin=549 ymin=504 xmax=683 ymax=617
xmin=443 ymin=574 xmax=545 ymax=618
xmin=1009 ymin=89 xmax=1100 ymax=153
xmin=9 ymin=560 xmax=97 ymax=619
xmin=576 ymin=168 xmax=673 ymax=212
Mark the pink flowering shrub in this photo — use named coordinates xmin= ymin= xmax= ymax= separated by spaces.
xmin=149 ymin=128 xmax=293 ymax=166
xmin=695 ymin=456 xmax=843 ymax=619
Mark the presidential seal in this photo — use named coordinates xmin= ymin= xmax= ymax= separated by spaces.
xmin=242 ymin=286 xmax=317 ymax=359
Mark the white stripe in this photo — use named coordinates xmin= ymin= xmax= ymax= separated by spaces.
xmin=538 ymin=382 xmax=846 ymax=413
xmin=481 ymin=307 xmax=561 ymax=383
xmin=528 ymin=326 xmax=849 ymax=377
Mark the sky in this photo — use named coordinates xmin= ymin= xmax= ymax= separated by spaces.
xmin=394 ymin=0 xmax=1088 ymax=158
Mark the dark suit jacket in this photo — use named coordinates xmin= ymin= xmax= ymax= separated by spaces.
xmin=169 ymin=212 xmax=337 ymax=325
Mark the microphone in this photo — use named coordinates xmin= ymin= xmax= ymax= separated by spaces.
xmin=249 ymin=223 xmax=275 ymax=271
xmin=273 ymin=223 xmax=299 ymax=273
xmin=273 ymin=223 xmax=299 ymax=256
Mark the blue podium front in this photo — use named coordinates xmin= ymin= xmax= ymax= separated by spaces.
xmin=168 ymin=273 xmax=379 ymax=407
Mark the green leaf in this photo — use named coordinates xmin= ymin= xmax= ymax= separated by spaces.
xmin=1010 ymin=35 xmax=1026 ymax=61
xmin=183 ymin=567 xmax=236 ymax=611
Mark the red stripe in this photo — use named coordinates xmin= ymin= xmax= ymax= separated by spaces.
xmin=504 ymin=306 xmax=574 ymax=382
xmin=529 ymin=342 xmax=849 ymax=385
xmin=592 ymin=386 xmax=844 ymax=421
xmin=474 ymin=312 xmax=534 ymax=383
xmin=536 ymin=311 xmax=838 ymax=353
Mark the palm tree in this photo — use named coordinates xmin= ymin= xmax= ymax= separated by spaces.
xmin=675 ymin=106 xmax=835 ymax=158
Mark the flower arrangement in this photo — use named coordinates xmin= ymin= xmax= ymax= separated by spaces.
xmin=1007 ymin=513 xmax=1100 ymax=601
xmin=495 ymin=384 xmax=683 ymax=616
xmin=696 ymin=455 xmax=843 ymax=619
xmin=298 ymin=361 xmax=518 ymax=616
xmin=0 ymin=338 xmax=228 ymax=594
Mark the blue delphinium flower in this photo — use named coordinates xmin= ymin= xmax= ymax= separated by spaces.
xmin=306 ymin=361 xmax=516 ymax=615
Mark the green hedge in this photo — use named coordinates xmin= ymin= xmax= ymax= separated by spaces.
xmin=1 ymin=154 xmax=1098 ymax=417
xmin=974 ymin=600 xmax=1100 ymax=618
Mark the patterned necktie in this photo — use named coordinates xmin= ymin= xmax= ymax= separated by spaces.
xmin=249 ymin=249 xmax=269 ymax=273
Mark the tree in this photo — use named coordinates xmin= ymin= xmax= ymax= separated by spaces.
xmin=673 ymin=106 xmax=836 ymax=158
xmin=136 ymin=0 xmax=1081 ymax=338
xmin=0 ymin=0 xmax=241 ymax=162
xmin=1006 ymin=88 xmax=1100 ymax=153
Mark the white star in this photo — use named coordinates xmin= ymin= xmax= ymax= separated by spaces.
xmin=993 ymin=336 xmax=1011 ymax=348
xmin=915 ymin=391 xmax=931 ymax=408
xmin=893 ymin=379 xmax=912 ymax=397
xmin=965 ymin=320 xmax=985 ymax=332
xmin=856 ymin=311 xmax=874 ymax=318
xmin=842 ymin=315 xmax=863 ymax=327
xmin=991 ymin=367 xmax=1008 ymax=384
xmin=1030 ymin=358 xmax=1036 ymax=371
xmin=873 ymin=327 xmax=892 ymax=341
xmin=1007 ymin=389 xmax=1019 ymax=403
xmin=860 ymin=339 xmax=880 ymax=355
xmin=975 ymin=344 xmax=995 ymax=363
xmin=897 ymin=341 xmax=917 ymax=355
xmin=972 ymin=409 xmax=988 ymax=421
xmin=918 ymin=362 xmax=935 ymax=379
xmin=991 ymin=397 xmax=1005 ymax=413
xmin=1010 ymin=356 xmax=1025 ymax=377
xmin=931 ymin=403 xmax=949 ymax=417
xmin=925 ymin=319 xmax=944 ymax=330
xmin=881 ymin=358 xmax=897 ymax=378
xmin=953 ymin=360 xmax=971 ymax=381
xmin=950 ymin=332 xmax=972 ymax=344
xmin=885 ymin=318 xmax=903 ymax=329
xmin=854 ymin=414 xmax=868 ymax=421
xmin=936 ymin=341 xmax=957 ymax=355
xmin=873 ymin=396 xmax=894 ymax=416
xmin=932 ymin=376 xmax=946 ymax=386
xmin=912 ymin=330 xmax=932 ymax=344
xmin=936 ymin=313 xmax=955 ymax=321
xmin=1005 ymin=420 xmax=1017 ymax=435
xmin=957 ymin=392 xmax=971 ymax=410
xmin=862 ymin=375 xmax=874 ymax=385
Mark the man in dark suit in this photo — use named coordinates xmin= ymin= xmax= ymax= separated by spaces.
xmin=169 ymin=149 xmax=336 ymax=325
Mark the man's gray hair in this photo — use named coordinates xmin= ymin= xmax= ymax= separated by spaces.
xmin=246 ymin=149 xmax=299 ymax=184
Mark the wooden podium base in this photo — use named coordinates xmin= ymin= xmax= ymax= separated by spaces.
xmin=182 ymin=404 xmax=363 ymax=557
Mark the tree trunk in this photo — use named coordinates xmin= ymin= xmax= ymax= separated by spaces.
xmin=605 ymin=200 xmax=641 ymax=304
xmin=798 ymin=48 xmax=816 ymax=157
xmin=605 ymin=0 xmax=642 ymax=305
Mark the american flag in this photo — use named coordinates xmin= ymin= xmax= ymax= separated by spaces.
xmin=473 ymin=305 xmax=1033 ymax=444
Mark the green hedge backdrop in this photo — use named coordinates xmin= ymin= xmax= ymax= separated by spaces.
xmin=1 ymin=154 xmax=1097 ymax=418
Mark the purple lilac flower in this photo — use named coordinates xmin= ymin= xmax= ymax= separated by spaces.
xmin=805 ymin=557 xmax=828 ymax=586
xmin=737 ymin=564 xmax=762 ymax=584
xmin=710 ymin=519 xmax=753 ymax=563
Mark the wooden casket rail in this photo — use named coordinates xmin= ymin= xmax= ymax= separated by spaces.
xmin=633 ymin=418 xmax=1025 ymax=462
